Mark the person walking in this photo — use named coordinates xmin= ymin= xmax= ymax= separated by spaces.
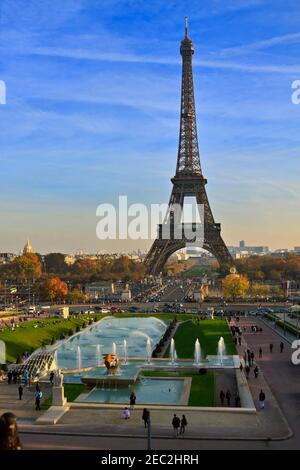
xmin=129 ymin=392 xmax=136 ymax=410
xmin=0 ymin=413 xmax=22 ymax=450
xmin=259 ymin=390 xmax=266 ymax=409
xmin=18 ymin=385 xmax=23 ymax=401
xmin=35 ymin=390 xmax=42 ymax=411
xmin=259 ymin=347 xmax=263 ymax=359
xmin=172 ymin=414 xmax=180 ymax=437
xmin=238 ymin=337 xmax=242 ymax=346
xmin=250 ymin=351 xmax=255 ymax=366
xmin=245 ymin=365 xmax=250 ymax=379
xmin=49 ymin=371 xmax=54 ymax=385
xmin=226 ymin=390 xmax=231 ymax=407
xmin=219 ymin=390 xmax=225 ymax=406
xmin=280 ymin=342 xmax=284 ymax=353
xmin=269 ymin=343 xmax=274 ymax=354
xmin=142 ymin=408 xmax=149 ymax=428
xmin=180 ymin=415 xmax=187 ymax=435
xmin=254 ymin=365 xmax=259 ymax=379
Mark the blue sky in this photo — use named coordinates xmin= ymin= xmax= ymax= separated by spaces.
xmin=0 ymin=0 xmax=300 ymax=253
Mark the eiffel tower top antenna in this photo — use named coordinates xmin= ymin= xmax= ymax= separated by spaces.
xmin=185 ymin=16 xmax=188 ymax=37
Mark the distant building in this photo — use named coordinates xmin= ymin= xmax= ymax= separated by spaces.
xmin=22 ymin=239 xmax=34 ymax=255
xmin=228 ymin=241 xmax=269 ymax=258
xmin=0 ymin=253 xmax=15 ymax=264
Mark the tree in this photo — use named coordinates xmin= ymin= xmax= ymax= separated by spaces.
xmin=44 ymin=253 xmax=67 ymax=274
xmin=223 ymin=274 xmax=250 ymax=301
xmin=250 ymin=283 xmax=271 ymax=299
xmin=39 ymin=277 xmax=68 ymax=302
xmin=68 ymin=287 xmax=87 ymax=304
xmin=9 ymin=253 xmax=42 ymax=280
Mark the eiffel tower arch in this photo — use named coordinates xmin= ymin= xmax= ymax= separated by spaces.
xmin=145 ymin=18 xmax=234 ymax=276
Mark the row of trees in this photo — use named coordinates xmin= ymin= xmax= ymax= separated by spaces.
xmin=0 ymin=253 xmax=145 ymax=283
xmin=222 ymin=274 xmax=283 ymax=301
xmin=236 ymin=254 xmax=300 ymax=281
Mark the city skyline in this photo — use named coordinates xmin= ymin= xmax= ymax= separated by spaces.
xmin=1 ymin=0 xmax=300 ymax=253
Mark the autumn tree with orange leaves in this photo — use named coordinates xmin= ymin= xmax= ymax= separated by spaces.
xmin=39 ymin=277 xmax=68 ymax=302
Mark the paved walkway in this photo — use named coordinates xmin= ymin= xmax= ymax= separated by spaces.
xmin=231 ymin=317 xmax=300 ymax=447
xmin=0 ymin=382 xmax=51 ymax=423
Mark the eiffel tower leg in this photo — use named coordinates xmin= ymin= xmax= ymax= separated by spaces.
xmin=145 ymin=239 xmax=185 ymax=276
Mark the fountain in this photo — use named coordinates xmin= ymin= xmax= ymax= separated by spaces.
xmin=53 ymin=350 xmax=58 ymax=369
xmin=76 ymin=345 xmax=82 ymax=371
xmin=123 ymin=339 xmax=128 ymax=365
xmin=96 ymin=345 xmax=101 ymax=367
xmin=146 ymin=337 xmax=152 ymax=364
xmin=218 ymin=337 xmax=226 ymax=366
xmin=170 ymin=338 xmax=177 ymax=365
xmin=194 ymin=339 xmax=201 ymax=365
xmin=112 ymin=342 xmax=117 ymax=356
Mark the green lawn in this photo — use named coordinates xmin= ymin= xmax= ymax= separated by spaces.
xmin=42 ymin=383 xmax=86 ymax=409
xmin=171 ymin=319 xmax=236 ymax=358
xmin=0 ymin=314 xmax=105 ymax=363
xmin=142 ymin=370 xmax=215 ymax=406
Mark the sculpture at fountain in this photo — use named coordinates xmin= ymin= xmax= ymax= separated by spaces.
xmin=104 ymin=346 xmax=119 ymax=375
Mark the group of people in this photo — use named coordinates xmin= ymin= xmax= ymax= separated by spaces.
xmin=122 ymin=394 xmax=188 ymax=437
xmin=219 ymin=390 xmax=241 ymax=407
xmin=7 ymin=369 xmax=32 ymax=386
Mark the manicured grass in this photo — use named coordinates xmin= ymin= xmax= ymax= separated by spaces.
xmin=0 ymin=314 xmax=105 ymax=363
xmin=142 ymin=370 xmax=215 ymax=406
xmin=171 ymin=319 xmax=236 ymax=358
xmin=42 ymin=383 xmax=86 ymax=409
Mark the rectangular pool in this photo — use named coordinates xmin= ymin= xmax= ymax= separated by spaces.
xmin=83 ymin=377 xmax=186 ymax=405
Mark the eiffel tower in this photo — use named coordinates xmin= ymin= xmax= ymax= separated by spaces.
xmin=145 ymin=18 xmax=234 ymax=275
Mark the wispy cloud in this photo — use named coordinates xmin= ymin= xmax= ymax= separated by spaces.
xmin=28 ymin=46 xmax=300 ymax=75
xmin=218 ymin=32 xmax=300 ymax=57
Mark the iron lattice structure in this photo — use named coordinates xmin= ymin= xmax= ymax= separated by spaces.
xmin=145 ymin=19 xmax=234 ymax=275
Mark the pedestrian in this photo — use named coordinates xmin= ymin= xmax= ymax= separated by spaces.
xmin=180 ymin=414 xmax=187 ymax=435
xmin=219 ymin=390 xmax=225 ymax=406
xmin=245 ymin=365 xmax=250 ymax=379
xmin=226 ymin=390 xmax=231 ymax=407
xmin=0 ymin=412 xmax=22 ymax=450
xmin=269 ymin=343 xmax=273 ymax=353
xmin=49 ymin=371 xmax=54 ymax=385
xmin=18 ymin=385 xmax=23 ymax=401
xmin=129 ymin=392 xmax=136 ymax=410
xmin=7 ymin=371 xmax=12 ymax=385
xmin=280 ymin=342 xmax=284 ymax=353
xmin=259 ymin=347 xmax=262 ymax=359
xmin=259 ymin=390 xmax=266 ymax=409
xmin=254 ymin=366 xmax=259 ymax=379
xmin=239 ymin=363 xmax=243 ymax=372
xmin=238 ymin=337 xmax=242 ymax=346
xmin=142 ymin=408 xmax=149 ymax=428
xmin=122 ymin=407 xmax=130 ymax=419
xmin=172 ymin=414 xmax=180 ymax=437
xmin=250 ymin=351 xmax=255 ymax=366
xmin=235 ymin=394 xmax=241 ymax=408
xmin=35 ymin=390 xmax=42 ymax=411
